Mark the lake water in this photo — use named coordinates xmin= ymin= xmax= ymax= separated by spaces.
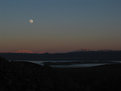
xmin=14 ymin=60 xmax=111 ymax=68
xmin=51 ymin=64 xmax=106 ymax=68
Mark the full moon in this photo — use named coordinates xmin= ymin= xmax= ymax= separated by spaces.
xmin=29 ymin=19 xmax=34 ymax=24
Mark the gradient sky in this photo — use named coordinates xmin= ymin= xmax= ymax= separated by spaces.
xmin=0 ymin=0 xmax=121 ymax=53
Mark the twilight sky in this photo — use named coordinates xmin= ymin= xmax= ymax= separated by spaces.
xmin=0 ymin=0 xmax=121 ymax=53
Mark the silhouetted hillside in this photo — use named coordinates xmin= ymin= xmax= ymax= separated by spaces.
xmin=0 ymin=50 xmax=121 ymax=62
xmin=1 ymin=56 xmax=121 ymax=91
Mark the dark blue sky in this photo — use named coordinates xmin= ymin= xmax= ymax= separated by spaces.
xmin=0 ymin=0 xmax=121 ymax=53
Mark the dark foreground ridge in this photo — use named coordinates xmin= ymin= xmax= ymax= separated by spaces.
xmin=1 ymin=57 xmax=121 ymax=91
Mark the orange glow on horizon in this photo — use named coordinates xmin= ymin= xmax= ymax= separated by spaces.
xmin=0 ymin=50 xmax=47 ymax=54
xmin=15 ymin=50 xmax=33 ymax=53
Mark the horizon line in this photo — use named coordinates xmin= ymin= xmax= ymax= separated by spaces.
xmin=0 ymin=49 xmax=121 ymax=54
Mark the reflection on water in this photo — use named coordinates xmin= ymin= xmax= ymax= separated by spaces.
xmin=14 ymin=60 xmax=109 ymax=68
xmin=51 ymin=64 xmax=106 ymax=68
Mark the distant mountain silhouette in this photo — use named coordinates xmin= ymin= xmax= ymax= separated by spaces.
xmin=0 ymin=50 xmax=121 ymax=62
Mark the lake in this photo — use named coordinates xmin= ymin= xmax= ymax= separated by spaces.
xmin=13 ymin=60 xmax=114 ymax=68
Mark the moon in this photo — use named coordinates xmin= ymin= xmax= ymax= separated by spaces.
xmin=29 ymin=19 xmax=34 ymax=24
